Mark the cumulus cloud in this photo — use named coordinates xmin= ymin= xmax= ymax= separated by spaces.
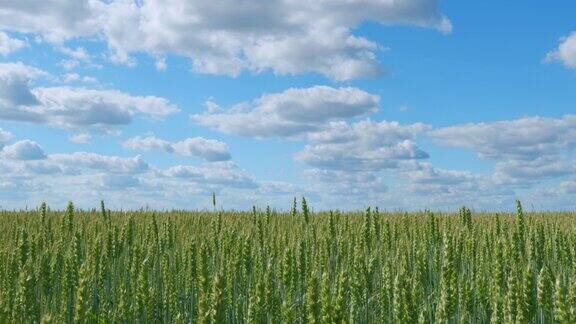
xmin=0 ymin=133 xmax=264 ymax=209
xmin=404 ymin=182 xmax=514 ymax=210
xmin=123 ymin=135 xmax=173 ymax=153
xmin=559 ymin=179 xmax=576 ymax=194
xmin=124 ymin=135 xmax=231 ymax=162
xmin=297 ymin=139 xmax=428 ymax=171
xmin=19 ymin=161 xmax=68 ymax=175
xmin=493 ymin=158 xmax=574 ymax=185
xmin=49 ymin=152 xmax=150 ymax=174
xmin=164 ymin=162 xmax=257 ymax=189
xmin=392 ymin=161 xmax=517 ymax=210
xmin=430 ymin=115 xmax=576 ymax=160
xmin=1 ymin=140 xmax=46 ymax=160
xmin=104 ymin=0 xmax=450 ymax=79
xmin=195 ymin=85 xmax=430 ymax=197
xmin=303 ymin=168 xmax=388 ymax=196
xmin=298 ymin=154 xmax=504 ymax=210
xmin=403 ymin=162 xmax=478 ymax=186
xmin=0 ymin=128 xmax=13 ymax=148
xmin=0 ymin=0 xmax=450 ymax=80
xmin=0 ymin=62 xmax=46 ymax=107
xmin=0 ymin=62 xmax=179 ymax=131
xmin=0 ymin=131 xmax=560 ymax=211
xmin=192 ymin=86 xmax=380 ymax=138
xmin=58 ymin=73 xmax=98 ymax=84
xmin=0 ymin=152 xmax=259 ymax=207
xmin=99 ymin=174 xmax=141 ymax=190
xmin=294 ymin=113 xmax=576 ymax=206
xmin=522 ymin=179 xmax=576 ymax=210
xmin=0 ymin=1 xmax=102 ymax=42
xmin=172 ymin=138 xmax=231 ymax=161
xmin=295 ymin=120 xmax=429 ymax=171
xmin=287 ymin=118 xmax=431 ymax=206
xmin=31 ymin=87 xmax=178 ymax=127
xmin=194 ymin=85 xmax=431 ymax=201
xmin=546 ymin=32 xmax=576 ymax=68
xmin=69 ymin=133 xmax=92 ymax=144
xmin=0 ymin=31 xmax=25 ymax=56
xmin=257 ymin=181 xmax=304 ymax=196
xmin=430 ymin=115 xmax=576 ymax=184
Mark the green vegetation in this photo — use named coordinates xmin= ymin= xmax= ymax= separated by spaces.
xmin=1 ymin=200 xmax=575 ymax=323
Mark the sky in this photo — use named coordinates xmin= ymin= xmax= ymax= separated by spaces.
xmin=0 ymin=0 xmax=576 ymax=211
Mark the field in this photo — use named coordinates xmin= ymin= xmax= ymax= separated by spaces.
xmin=1 ymin=200 xmax=575 ymax=323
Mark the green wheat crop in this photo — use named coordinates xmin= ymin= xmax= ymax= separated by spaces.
xmin=0 ymin=200 xmax=575 ymax=323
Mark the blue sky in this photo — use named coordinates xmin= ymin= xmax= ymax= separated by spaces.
xmin=0 ymin=0 xmax=575 ymax=211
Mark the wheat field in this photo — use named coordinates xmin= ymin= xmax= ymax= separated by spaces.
xmin=0 ymin=200 xmax=575 ymax=323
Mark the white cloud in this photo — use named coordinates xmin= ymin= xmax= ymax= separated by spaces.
xmin=295 ymin=120 xmax=429 ymax=171
xmin=0 ymin=0 xmax=450 ymax=80
xmin=559 ymin=179 xmax=576 ymax=194
xmin=0 ymin=1 xmax=102 ymax=42
xmin=99 ymin=174 xmax=141 ymax=190
xmin=403 ymin=162 xmax=478 ymax=186
xmin=493 ymin=157 xmax=574 ymax=185
xmin=123 ymin=135 xmax=173 ymax=153
xmin=0 ymin=62 xmax=46 ymax=107
xmin=124 ymin=135 xmax=231 ymax=162
xmin=296 ymin=139 xmax=428 ymax=171
xmin=0 ymin=128 xmax=13 ymax=148
xmin=57 ymin=46 xmax=103 ymax=70
xmin=164 ymin=161 xmax=257 ymax=189
xmin=523 ymin=180 xmax=576 ymax=210
xmin=290 ymin=119 xmax=430 ymax=206
xmin=430 ymin=115 xmax=576 ymax=184
xmin=105 ymin=0 xmax=450 ymax=79
xmin=31 ymin=87 xmax=178 ymax=127
xmin=58 ymin=73 xmax=98 ymax=84
xmin=1 ymin=140 xmax=46 ymax=160
xmin=0 ymin=131 xmax=565 ymax=211
xmin=172 ymin=138 xmax=231 ymax=161
xmin=59 ymin=46 xmax=90 ymax=61
xmin=257 ymin=181 xmax=303 ymax=196
xmin=0 ymin=62 xmax=179 ymax=131
xmin=292 ymin=114 xmax=576 ymax=207
xmin=430 ymin=115 xmax=576 ymax=160
xmin=69 ymin=133 xmax=92 ymax=144
xmin=402 ymin=162 xmax=489 ymax=194
xmin=192 ymin=86 xmax=380 ymax=138
xmin=19 ymin=161 xmax=68 ymax=175
xmin=49 ymin=152 xmax=149 ymax=174
xmin=303 ymin=168 xmax=388 ymax=196
xmin=241 ymin=27 xmax=382 ymax=81
xmin=546 ymin=32 xmax=576 ymax=68
xmin=59 ymin=59 xmax=79 ymax=70
xmin=390 ymin=161 xmax=519 ymax=210
xmin=0 ymin=31 xmax=25 ymax=56
xmin=193 ymin=86 xmax=431 ymax=204
xmin=0 ymin=133 xmax=263 ymax=209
